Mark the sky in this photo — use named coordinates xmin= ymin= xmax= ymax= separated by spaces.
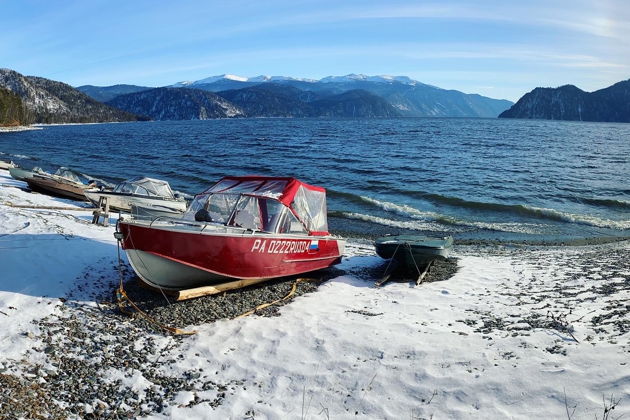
xmin=1 ymin=0 xmax=629 ymax=101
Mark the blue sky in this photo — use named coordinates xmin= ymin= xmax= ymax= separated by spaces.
xmin=1 ymin=0 xmax=628 ymax=101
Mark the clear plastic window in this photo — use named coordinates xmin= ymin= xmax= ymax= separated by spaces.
xmin=207 ymin=179 xmax=240 ymax=193
xmin=292 ymin=185 xmax=328 ymax=232
xmin=184 ymin=192 xmax=239 ymax=223
xmin=55 ymin=168 xmax=82 ymax=184
xmin=229 ymin=196 xmax=262 ymax=230
xmin=260 ymin=199 xmax=285 ymax=232
xmin=207 ymin=193 xmax=239 ymax=223
xmin=277 ymin=210 xmax=307 ymax=234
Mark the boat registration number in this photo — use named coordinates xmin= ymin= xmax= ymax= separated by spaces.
xmin=251 ymin=239 xmax=313 ymax=254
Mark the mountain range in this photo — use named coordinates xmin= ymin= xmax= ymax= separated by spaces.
xmin=499 ymin=80 xmax=630 ymax=123
xmin=13 ymin=69 xmax=628 ymax=125
xmin=79 ymin=73 xmax=513 ymax=120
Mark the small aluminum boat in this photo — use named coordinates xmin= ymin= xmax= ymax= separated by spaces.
xmin=375 ymin=234 xmax=453 ymax=268
xmin=85 ymin=176 xmax=187 ymax=214
xmin=117 ymin=176 xmax=345 ymax=290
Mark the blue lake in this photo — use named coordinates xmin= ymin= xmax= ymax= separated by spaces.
xmin=1 ymin=118 xmax=629 ymax=241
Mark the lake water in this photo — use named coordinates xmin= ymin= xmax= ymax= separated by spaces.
xmin=1 ymin=118 xmax=629 ymax=242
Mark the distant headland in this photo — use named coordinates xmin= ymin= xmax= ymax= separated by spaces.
xmin=500 ymin=80 xmax=630 ymax=123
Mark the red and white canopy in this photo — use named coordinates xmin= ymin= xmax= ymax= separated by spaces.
xmin=196 ymin=176 xmax=329 ymax=235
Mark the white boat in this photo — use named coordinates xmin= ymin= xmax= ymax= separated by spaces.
xmin=0 ymin=160 xmax=16 ymax=170
xmin=84 ymin=176 xmax=187 ymax=214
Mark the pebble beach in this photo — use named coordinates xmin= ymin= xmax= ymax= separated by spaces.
xmin=0 ymin=168 xmax=628 ymax=419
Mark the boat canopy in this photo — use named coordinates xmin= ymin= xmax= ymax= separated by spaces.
xmin=114 ymin=176 xmax=175 ymax=198
xmin=54 ymin=167 xmax=86 ymax=184
xmin=185 ymin=176 xmax=329 ymax=235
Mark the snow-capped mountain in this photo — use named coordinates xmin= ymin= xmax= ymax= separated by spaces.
xmin=171 ymin=74 xmax=316 ymax=87
xmin=171 ymin=74 xmax=247 ymax=88
xmin=247 ymin=75 xmax=317 ymax=83
xmin=173 ymin=73 xmax=423 ymax=87
xmin=318 ymin=74 xmax=422 ymax=85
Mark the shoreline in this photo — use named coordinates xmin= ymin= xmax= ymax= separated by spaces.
xmin=0 ymin=125 xmax=41 ymax=132
xmin=0 ymin=121 xmax=133 ymax=133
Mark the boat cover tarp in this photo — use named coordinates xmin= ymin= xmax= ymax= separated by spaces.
xmin=190 ymin=176 xmax=329 ymax=234
xmin=114 ymin=176 xmax=175 ymax=198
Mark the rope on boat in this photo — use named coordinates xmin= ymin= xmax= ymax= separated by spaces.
xmin=406 ymin=243 xmax=423 ymax=276
xmin=114 ymin=228 xmax=197 ymax=336
xmin=234 ymin=277 xmax=316 ymax=319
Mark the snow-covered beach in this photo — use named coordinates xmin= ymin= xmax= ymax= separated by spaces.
xmin=0 ymin=168 xmax=628 ymax=419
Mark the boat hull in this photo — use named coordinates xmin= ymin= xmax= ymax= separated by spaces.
xmin=375 ymin=235 xmax=453 ymax=268
xmin=84 ymin=190 xmax=187 ymax=214
xmin=119 ymin=221 xmax=345 ymax=290
xmin=26 ymin=177 xmax=88 ymax=201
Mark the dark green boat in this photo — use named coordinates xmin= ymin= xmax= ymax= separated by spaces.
xmin=375 ymin=234 xmax=454 ymax=269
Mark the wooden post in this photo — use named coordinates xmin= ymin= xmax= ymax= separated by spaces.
xmin=102 ymin=197 xmax=110 ymax=227
xmin=91 ymin=196 xmax=110 ymax=226
xmin=91 ymin=197 xmax=102 ymax=224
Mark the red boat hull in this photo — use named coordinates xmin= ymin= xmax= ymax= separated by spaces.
xmin=119 ymin=221 xmax=344 ymax=289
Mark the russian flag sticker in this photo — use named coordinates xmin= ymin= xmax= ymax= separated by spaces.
xmin=309 ymin=240 xmax=319 ymax=251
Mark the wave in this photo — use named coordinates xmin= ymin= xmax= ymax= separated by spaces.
xmin=331 ymin=190 xmax=630 ymax=231
xmin=332 ymin=211 xmax=553 ymax=234
xmin=333 ymin=212 xmax=452 ymax=232
xmin=357 ymin=195 xmax=455 ymax=222
xmin=580 ymin=197 xmax=630 ymax=210
xmin=516 ymin=206 xmax=630 ymax=230
xmin=10 ymin=154 xmax=35 ymax=160
xmin=391 ymin=190 xmax=630 ymax=229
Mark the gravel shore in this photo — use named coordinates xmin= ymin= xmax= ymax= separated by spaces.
xmin=1 ymin=239 xmax=628 ymax=418
xmin=0 ymin=244 xmax=462 ymax=419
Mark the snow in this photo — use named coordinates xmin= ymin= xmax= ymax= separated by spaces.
xmin=0 ymin=167 xmax=628 ymax=418
xmin=319 ymin=74 xmax=419 ymax=85
xmin=170 ymin=73 xmax=420 ymax=87
xmin=192 ymin=74 xmax=249 ymax=85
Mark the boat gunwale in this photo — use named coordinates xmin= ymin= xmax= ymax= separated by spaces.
xmin=119 ymin=218 xmax=341 ymax=240
xmin=84 ymin=189 xmax=186 ymax=203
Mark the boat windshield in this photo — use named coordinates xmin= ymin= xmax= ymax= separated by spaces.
xmin=114 ymin=177 xmax=174 ymax=198
xmin=184 ymin=193 xmax=307 ymax=234
xmin=54 ymin=168 xmax=84 ymax=184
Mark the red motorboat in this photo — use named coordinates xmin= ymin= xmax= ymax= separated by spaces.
xmin=117 ymin=176 xmax=345 ymax=290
